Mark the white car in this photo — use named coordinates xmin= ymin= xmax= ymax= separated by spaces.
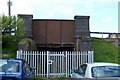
xmin=70 ymin=62 xmax=120 ymax=79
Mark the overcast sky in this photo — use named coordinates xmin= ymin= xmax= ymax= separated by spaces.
xmin=0 ymin=0 xmax=119 ymax=34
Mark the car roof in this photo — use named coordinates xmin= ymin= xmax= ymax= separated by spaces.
xmin=0 ymin=58 xmax=26 ymax=62
xmin=84 ymin=62 xmax=120 ymax=67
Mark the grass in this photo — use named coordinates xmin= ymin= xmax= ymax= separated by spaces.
xmin=93 ymin=38 xmax=120 ymax=64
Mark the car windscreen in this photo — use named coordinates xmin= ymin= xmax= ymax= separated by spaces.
xmin=0 ymin=60 xmax=19 ymax=73
xmin=92 ymin=66 xmax=120 ymax=78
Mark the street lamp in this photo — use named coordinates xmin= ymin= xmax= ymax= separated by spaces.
xmin=7 ymin=0 xmax=12 ymax=16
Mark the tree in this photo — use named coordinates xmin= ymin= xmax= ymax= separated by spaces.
xmin=0 ymin=15 xmax=24 ymax=54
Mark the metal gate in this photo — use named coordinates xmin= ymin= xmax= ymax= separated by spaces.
xmin=17 ymin=50 xmax=94 ymax=77
xmin=47 ymin=52 xmax=64 ymax=77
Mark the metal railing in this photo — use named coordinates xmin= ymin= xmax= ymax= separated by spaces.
xmin=17 ymin=50 xmax=94 ymax=77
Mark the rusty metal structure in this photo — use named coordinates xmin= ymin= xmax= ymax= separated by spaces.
xmin=18 ymin=14 xmax=93 ymax=51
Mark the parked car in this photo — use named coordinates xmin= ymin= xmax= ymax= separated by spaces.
xmin=70 ymin=62 xmax=120 ymax=79
xmin=0 ymin=58 xmax=35 ymax=80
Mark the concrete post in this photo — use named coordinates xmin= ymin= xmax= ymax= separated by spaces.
xmin=74 ymin=16 xmax=92 ymax=51
xmin=17 ymin=14 xmax=33 ymax=38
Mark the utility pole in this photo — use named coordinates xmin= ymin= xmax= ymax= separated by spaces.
xmin=7 ymin=0 xmax=12 ymax=16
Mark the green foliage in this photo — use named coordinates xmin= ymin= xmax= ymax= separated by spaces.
xmin=0 ymin=15 xmax=24 ymax=55
xmin=93 ymin=38 xmax=119 ymax=64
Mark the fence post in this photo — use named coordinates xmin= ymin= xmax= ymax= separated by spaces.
xmin=16 ymin=50 xmax=19 ymax=58
xmin=16 ymin=50 xmax=22 ymax=58
xmin=92 ymin=51 xmax=94 ymax=63
xmin=65 ymin=51 xmax=67 ymax=77
xmin=88 ymin=51 xmax=94 ymax=63
xmin=47 ymin=51 xmax=49 ymax=78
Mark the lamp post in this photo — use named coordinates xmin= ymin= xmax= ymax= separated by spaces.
xmin=7 ymin=0 xmax=12 ymax=16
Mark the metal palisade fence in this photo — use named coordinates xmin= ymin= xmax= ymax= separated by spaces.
xmin=16 ymin=50 xmax=94 ymax=78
